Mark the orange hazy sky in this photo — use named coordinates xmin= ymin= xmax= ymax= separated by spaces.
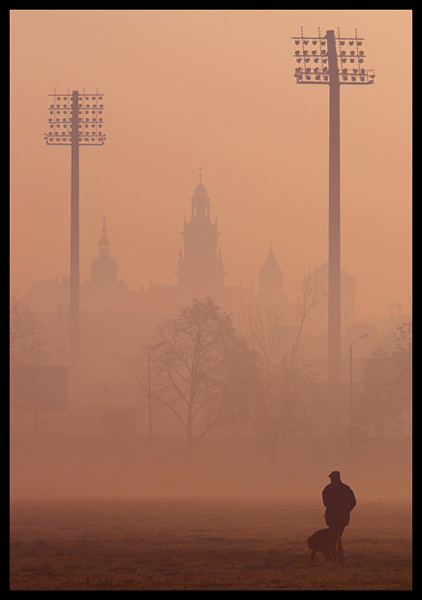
xmin=10 ymin=10 xmax=412 ymax=319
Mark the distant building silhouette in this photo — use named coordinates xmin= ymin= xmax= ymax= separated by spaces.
xmin=258 ymin=244 xmax=287 ymax=306
xmin=90 ymin=213 xmax=118 ymax=290
xmin=81 ymin=214 xmax=129 ymax=312
xmin=176 ymin=176 xmax=225 ymax=298
xmin=22 ymin=173 xmax=289 ymax=316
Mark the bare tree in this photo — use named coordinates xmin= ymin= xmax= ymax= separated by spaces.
xmin=237 ymin=270 xmax=327 ymax=471
xmin=238 ymin=305 xmax=287 ymax=374
xmin=392 ymin=321 xmax=412 ymax=402
xmin=357 ymin=338 xmax=411 ymax=438
xmin=10 ymin=288 xmax=46 ymax=367
xmin=125 ymin=297 xmax=245 ymax=460
xmin=292 ymin=264 xmax=327 ymax=357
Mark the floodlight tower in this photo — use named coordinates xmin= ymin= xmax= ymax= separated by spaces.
xmin=292 ymin=28 xmax=374 ymax=400
xmin=45 ymin=90 xmax=106 ymax=391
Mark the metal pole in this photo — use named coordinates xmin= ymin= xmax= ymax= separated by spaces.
xmin=70 ymin=90 xmax=80 ymax=388
xmin=45 ymin=89 xmax=106 ymax=398
xmin=147 ymin=341 xmax=164 ymax=446
xmin=349 ymin=341 xmax=354 ymax=427
xmin=148 ymin=350 xmax=152 ymax=443
xmin=292 ymin=27 xmax=374 ymax=423
xmin=349 ymin=339 xmax=355 ymax=462
xmin=326 ymin=30 xmax=342 ymax=400
xmin=349 ymin=333 xmax=369 ymax=429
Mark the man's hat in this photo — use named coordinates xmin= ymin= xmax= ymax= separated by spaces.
xmin=328 ymin=471 xmax=341 ymax=479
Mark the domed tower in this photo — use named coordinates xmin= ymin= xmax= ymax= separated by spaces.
xmin=176 ymin=171 xmax=225 ymax=297
xmin=90 ymin=213 xmax=118 ymax=290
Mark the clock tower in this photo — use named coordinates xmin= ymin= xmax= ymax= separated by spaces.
xmin=176 ymin=171 xmax=225 ymax=297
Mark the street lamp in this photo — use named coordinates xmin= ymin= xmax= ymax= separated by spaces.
xmin=147 ymin=341 xmax=165 ymax=445
xmin=349 ymin=333 xmax=369 ymax=431
xmin=45 ymin=90 xmax=106 ymax=395
xmin=292 ymin=28 xmax=374 ymax=402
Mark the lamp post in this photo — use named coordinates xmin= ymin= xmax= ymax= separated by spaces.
xmin=349 ymin=333 xmax=369 ymax=431
xmin=147 ymin=342 xmax=165 ymax=445
xmin=45 ymin=90 xmax=106 ymax=396
xmin=292 ymin=28 xmax=374 ymax=403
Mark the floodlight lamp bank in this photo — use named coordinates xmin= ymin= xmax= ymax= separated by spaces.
xmin=45 ymin=90 xmax=106 ymax=145
xmin=292 ymin=28 xmax=375 ymax=85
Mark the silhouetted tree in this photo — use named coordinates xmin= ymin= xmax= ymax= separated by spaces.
xmin=10 ymin=288 xmax=46 ymax=367
xmin=126 ymin=297 xmax=247 ymax=460
xmin=392 ymin=321 xmax=412 ymax=403
xmin=237 ymin=276 xmax=326 ymax=471
xmin=357 ymin=326 xmax=412 ymax=437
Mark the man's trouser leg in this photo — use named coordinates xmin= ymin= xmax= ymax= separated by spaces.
xmin=329 ymin=524 xmax=346 ymax=563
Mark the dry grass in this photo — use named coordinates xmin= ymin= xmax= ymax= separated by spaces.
xmin=10 ymin=497 xmax=411 ymax=590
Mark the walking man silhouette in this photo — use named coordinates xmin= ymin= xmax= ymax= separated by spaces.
xmin=322 ymin=471 xmax=356 ymax=563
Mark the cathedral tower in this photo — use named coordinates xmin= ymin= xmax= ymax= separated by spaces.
xmin=90 ymin=213 xmax=118 ymax=290
xmin=176 ymin=172 xmax=225 ymax=297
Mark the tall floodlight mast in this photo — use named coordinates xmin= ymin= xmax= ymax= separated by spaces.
xmin=45 ymin=90 xmax=106 ymax=395
xmin=292 ymin=27 xmax=374 ymax=401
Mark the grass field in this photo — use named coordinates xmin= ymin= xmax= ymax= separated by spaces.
xmin=10 ymin=497 xmax=411 ymax=590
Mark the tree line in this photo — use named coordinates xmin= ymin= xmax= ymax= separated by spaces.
xmin=10 ymin=289 xmax=412 ymax=457
xmin=123 ymin=296 xmax=411 ymax=462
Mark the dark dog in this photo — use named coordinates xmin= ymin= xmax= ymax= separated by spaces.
xmin=307 ymin=528 xmax=341 ymax=563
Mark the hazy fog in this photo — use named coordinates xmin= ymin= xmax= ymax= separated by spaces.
xmin=10 ymin=10 xmax=411 ymax=505
xmin=10 ymin=428 xmax=411 ymax=501
xmin=10 ymin=10 xmax=411 ymax=318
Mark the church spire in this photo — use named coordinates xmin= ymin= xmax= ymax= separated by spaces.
xmin=191 ymin=169 xmax=210 ymax=220
xmin=91 ymin=211 xmax=118 ymax=289
xmin=99 ymin=211 xmax=110 ymax=257
xmin=101 ymin=207 xmax=107 ymax=237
